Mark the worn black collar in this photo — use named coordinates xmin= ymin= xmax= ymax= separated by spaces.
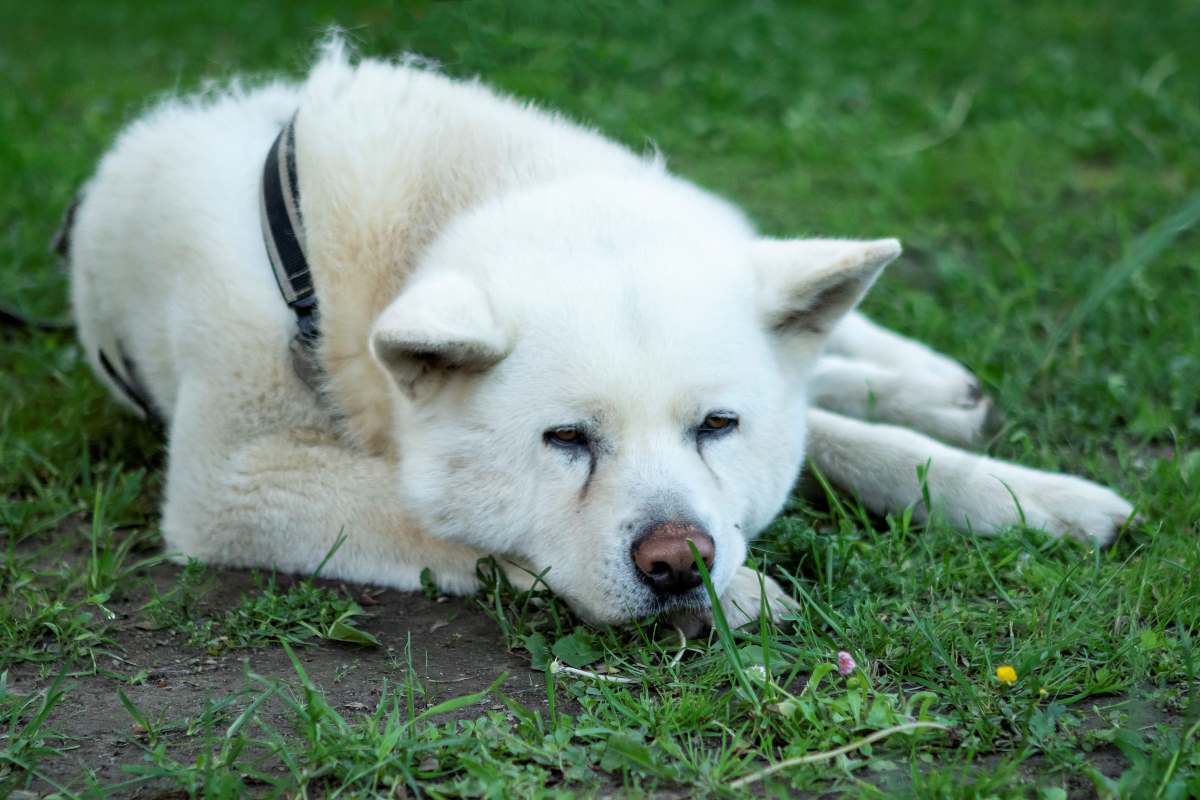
xmin=261 ymin=115 xmax=323 ymax=389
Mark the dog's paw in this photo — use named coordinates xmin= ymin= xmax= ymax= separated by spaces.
xmin=669 ymin=567 xmax=799 ymax=637
xmin=720 ymin=567 xmax=801 ymax=628
xmin=813 ymin=356 xmax=994 ymax=447
xmin=964 ymin=467 xmax=1136 ymax=547
xmin=895 ymin=375 xmax=994 ymax=448
xmin=1006 ymin=473 xmax=1135 ymax=547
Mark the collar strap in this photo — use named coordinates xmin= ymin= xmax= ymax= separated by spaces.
xmin=260 ymin=114 xmax=319 ymax=343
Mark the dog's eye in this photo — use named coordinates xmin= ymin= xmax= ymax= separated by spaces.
xmin=545 ymin=426 xmax=588 ymax=448
xmin=699 ymin=413 xmax=739 ymax=436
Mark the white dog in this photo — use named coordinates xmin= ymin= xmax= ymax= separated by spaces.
xmin=67 ymin=42 xmax=1133 ymax=628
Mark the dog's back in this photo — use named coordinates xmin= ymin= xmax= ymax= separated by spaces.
xmin=69 ymin=46 xmax=652 ymax=446
xmin=69 ymin=80 xmax=300 ymax=423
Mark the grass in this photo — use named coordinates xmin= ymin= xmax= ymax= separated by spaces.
xmin=144 ymin=539 xmax=381 ymax=653
xmin=2 ymin=0 xmax=1199 ymax=796
xmin=145 ymin=563 xmax=381 ymax=653
xmin=1 ymin=474 xmax=161 ymax=672
xmin=106 ymin=643 xmax=507 ymax=798
xmin=0 ymin=670 xmax=72 ymax=796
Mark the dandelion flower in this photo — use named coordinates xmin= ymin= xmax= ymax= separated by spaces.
xmin=837 ymin=651 xmax=856 ymax=676
xmin=995 ymin=664 xmax=1017 ymax=685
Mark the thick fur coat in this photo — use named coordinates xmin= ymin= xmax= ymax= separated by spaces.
xmin=69 ymin=42 xmax=1133 ymax=626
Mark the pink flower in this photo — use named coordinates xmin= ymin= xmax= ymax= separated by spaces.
xmin=837 ymin=651 xmax=856 ymax=676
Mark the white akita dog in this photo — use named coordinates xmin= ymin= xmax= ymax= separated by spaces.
xmin=68 ymin=42 xmax=1133 ymax=627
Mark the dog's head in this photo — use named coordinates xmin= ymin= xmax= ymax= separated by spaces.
xmin=369 ymin=174 xmax=898 ymax=623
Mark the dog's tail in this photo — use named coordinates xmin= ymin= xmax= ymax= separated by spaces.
xmin=1 ymin=194 xmax=81 ymax=333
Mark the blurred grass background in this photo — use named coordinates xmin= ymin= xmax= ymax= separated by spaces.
xmin=2 ymin=1 xmax=1199 ymax=794
xmin=4 ymin=0 xmax=1198 ymax=476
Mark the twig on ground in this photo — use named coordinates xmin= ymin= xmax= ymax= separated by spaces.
xmin=667 ymin=625 xmax=687 ymax=669
xmin=549 ymin=660 xmax=637 ymax=684
xmin=729 ymin=721 xmax=952 ymax=788
xmin=550 ymin=625 xmax=689 ymax=684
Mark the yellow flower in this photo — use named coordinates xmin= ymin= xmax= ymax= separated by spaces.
xmin=995 ymin=665 xmax=1018 ymax=685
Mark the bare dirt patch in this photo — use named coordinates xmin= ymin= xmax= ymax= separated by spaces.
xmin=8 ymin=562 xmax=548 ymax=796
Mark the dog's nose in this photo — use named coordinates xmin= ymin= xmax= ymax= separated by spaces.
xmin=632 ymin=522 xmax=714 ymax=595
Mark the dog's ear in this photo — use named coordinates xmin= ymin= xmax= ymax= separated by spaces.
xmin=752 ymin=238 xmax=900 ymax=337
xmin=371 ymin=272 xmax=509 ymax=400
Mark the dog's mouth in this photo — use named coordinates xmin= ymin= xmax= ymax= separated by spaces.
xmin=624 ymin=584 xmax=711 ymax=622
xmin=544 ymin=563 xmax=720 ymax=625
xmin=557 ymin=585 xmax=711 ymax=627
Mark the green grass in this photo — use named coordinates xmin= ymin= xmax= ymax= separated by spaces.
xmin=2 ymin=0 xmax=1199 ymax=796
xmin=143 ymin=538 xmax=381 ymax=653
xmin=1 ymin=474 xmax=160 ymax=672
xmin=144 ymin=561 xmax=381 ymax=653
xmin=0 ymin=670 xmax=72 ymax=796
xmin=107 ymin=642 xmax=508 ymax=798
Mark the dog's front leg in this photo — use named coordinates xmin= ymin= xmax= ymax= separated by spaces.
xmin=161 ymin=428 xmax=486 ymax=595
xmin=805 ymin=408 xmax=1134 ymax=546
xmin=670 ymin=567 xmax=800 ymax=637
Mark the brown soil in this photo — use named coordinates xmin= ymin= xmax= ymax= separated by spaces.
xmin=6 ymin=553 xmax=1154 ymax=798
xmin=8 ymin=562 xmax=548 ymax=797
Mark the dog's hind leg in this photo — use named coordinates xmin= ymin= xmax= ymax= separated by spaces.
xmin=827 ymin=312 xmax=977 ymax=386
xmin=817 ymin=312 xmax=993 ymax=446
xmin=160 ymin=386 xmax=485 ymax=594
xmin=810 ymin=355 xmax=991 ymax=447
xmin=805 ymin=408 xmax=1134 ymax=546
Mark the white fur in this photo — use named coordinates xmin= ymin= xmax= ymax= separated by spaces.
xmin=69 ymin=43 xmax=1133 ymax=627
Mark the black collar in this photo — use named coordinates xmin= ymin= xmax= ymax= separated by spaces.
xmin=261 ymin=115 xmax=323 ymax=389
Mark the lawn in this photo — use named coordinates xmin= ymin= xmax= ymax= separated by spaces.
xmin=2 ymin=1 xmax=1199 ymax=797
